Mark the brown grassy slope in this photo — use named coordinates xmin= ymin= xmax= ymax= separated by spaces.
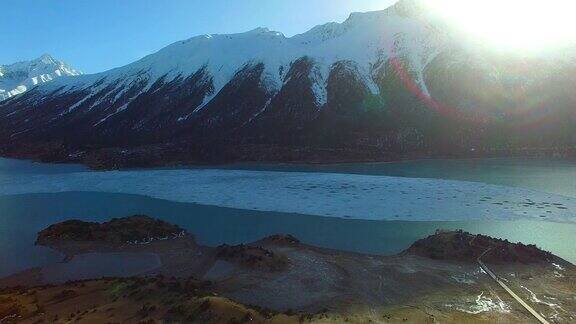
xmin=0 ymin=277 xmax=301 ymax=324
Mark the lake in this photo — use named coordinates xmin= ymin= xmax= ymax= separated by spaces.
xmin=225 ymin=158 xmax=576 ymax=198
xmin=0 ymin=157 xmax=575 ymax=277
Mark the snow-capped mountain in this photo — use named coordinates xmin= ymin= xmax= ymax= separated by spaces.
xmin=0 ymin=54 xmax=81 ymax=101
xmin=35 ymin=6 xmax=439 ymax=113
xmin=1 ymin=0 xmax=575 ymax=168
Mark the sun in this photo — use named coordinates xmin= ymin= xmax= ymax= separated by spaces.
xmin=423 ymin=0 xmax=576 ymax=52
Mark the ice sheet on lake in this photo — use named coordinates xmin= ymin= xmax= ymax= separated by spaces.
xmin=0 ymin=169 xmax=575 ymax=223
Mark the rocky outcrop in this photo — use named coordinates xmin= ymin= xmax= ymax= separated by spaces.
xmin=407 ymin=230 xmax=555 ymax=264
xmin=216 ymin=244 xmax=289 ymax=272
xmin=36 ymin=215 xmax=186 ymax=246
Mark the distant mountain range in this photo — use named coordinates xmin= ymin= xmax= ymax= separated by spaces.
xmin=1 ymin=0 xmax=575 ymax=168
xmin=0 ymin=54 xmax=81 ymax=101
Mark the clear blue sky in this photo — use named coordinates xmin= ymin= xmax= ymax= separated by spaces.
xmin=2 ymin=0 xmax=397 ymax=73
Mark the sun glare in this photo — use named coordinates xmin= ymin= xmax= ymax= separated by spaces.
xmin=425 ymin=0 xmax=576 ymax=51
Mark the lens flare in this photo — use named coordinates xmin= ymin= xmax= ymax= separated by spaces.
xmin=424 ymin=0 xmax=576 ymax=51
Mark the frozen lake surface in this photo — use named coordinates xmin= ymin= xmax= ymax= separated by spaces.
xmin=0 ymin=168 xmax=574 ymax=223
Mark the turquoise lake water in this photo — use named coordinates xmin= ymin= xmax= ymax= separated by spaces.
xmin=0 ymin=158 xmax=575 ymax=277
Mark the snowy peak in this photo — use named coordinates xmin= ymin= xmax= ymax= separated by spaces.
xmin=0 ymin=54 xmax=81 ymax=101
xmin=392 ymin=0 xmax=428 ymax=17
xmin=1 ymin=54 xmax=81 ymax=78
xmin=38 ymin=53 xmax=58 ymax=64
xmin=243 ymin=27 xmax=285 ymax=37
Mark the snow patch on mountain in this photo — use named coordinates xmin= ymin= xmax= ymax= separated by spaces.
xmin=0 ymin=54 xmax=81 ymax=101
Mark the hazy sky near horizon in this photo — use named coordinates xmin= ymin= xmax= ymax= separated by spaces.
xmin=2 ymin=0 xmax=397 ymax=73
